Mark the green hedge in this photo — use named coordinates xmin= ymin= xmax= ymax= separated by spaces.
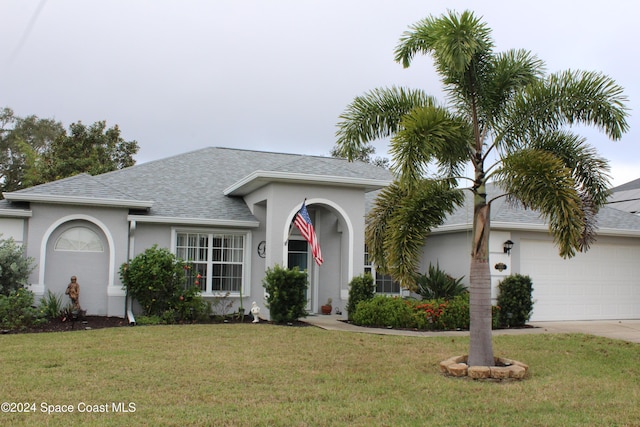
xmin=497 ymin=274 xmax=534 ymax=327
xmin=262 ymin=265 xmax=308 ymax=323
xmin=351 ymin=293 xmax=500 ymax=331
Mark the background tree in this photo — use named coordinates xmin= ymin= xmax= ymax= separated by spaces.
xmin=334 ymin=11 xmax=628 ymax=366
xmin=0 ymin=108 xmax=65 ymax=194
xmin=38 ymin=120 xmax=138 ymax=183
xmin=0 ymin=108 xmax=139 ymax=196
xmin=330 ymin=142 xmax=390 ymax=168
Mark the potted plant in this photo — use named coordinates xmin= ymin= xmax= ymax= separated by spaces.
xmin=321 ymin=298 xmax=332 ymax=315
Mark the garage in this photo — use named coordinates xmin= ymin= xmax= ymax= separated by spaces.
xmin=520 ymin=239 xmax=640 ymax=321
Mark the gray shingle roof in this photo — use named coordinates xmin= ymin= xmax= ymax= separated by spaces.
xmin=611 ymin=177 xmax=640 ymax=192
xmin=441 ymin=189 xmax=640 ymax=232
xmin=5 ymin=147 xmax=639 ymax=233
xmin=367 ymin=181 xmax=640 ymax=234
xmin=4 ymin=147 xmax=392 ymax=223
xmin=608 ymin=178 xmax=640 ymax=215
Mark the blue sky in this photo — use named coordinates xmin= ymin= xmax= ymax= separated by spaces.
xmin=2 ymin=0 xmax=638 ymax=186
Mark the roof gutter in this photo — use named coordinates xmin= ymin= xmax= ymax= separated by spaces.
xmin=127 ymin=214 xmax=260 ymax=228
xmin=0 ymin=208 xmax=32 ymax=218
xmin=3 ymin=193 xmax=154 ymax=210
xmin=431 ymin=221 xmax=640 ymax=237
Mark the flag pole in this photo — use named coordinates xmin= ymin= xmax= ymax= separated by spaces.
xmin=285 ymin=198 xmax=307 ymax=245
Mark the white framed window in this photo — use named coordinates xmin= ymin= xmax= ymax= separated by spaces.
xmin=174 ymin=229 xmax=249 ymax=296
xmin=55 ymin=227 xmax=104 ymax=252
xmin=364 ymin=245 xmax=400 ymax=294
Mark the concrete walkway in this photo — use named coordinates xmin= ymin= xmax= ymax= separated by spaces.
xmin=303 ymin=314 xmax=640 ymax=343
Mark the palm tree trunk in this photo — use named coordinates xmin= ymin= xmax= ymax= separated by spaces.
xmin=468 ymin=188 xmax=494 ymax=366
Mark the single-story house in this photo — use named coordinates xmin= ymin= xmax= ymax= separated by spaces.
xmin=1 ymin=146 xmax=639 ymax=322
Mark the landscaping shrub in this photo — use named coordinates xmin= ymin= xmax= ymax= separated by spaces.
xmin=120 ymin=245 xmax=209 ymax=322
xmin=436 ymin=294 xmax=469 ymax=330
xmin=0 ymin=288 xmax=45 ymax=330
xmin=38 ymin=290 xmax=65 ymax=320
xmin=416 ymin=263 xmax=467 ymax=300
xmin=497 ymin=274 xmax=534 ymax=327
xmin=346 ymin=273 xmax=375 ymax=320
xmin=352 ymin=295 xmax=415 ymax=328
xmin=0 ymin=236 xmax=35 ymax=296
xmin=352 ymin=293 xmax=501 ymax=331
xmin=263 ymin=265 xmax=308 ymax=323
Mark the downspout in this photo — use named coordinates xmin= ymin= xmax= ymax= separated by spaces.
xmin=125 ymin=219 xmax=136 ymax=325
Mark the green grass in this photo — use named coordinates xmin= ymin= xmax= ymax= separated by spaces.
xmin=1 ymin=324 xmax=639 ymax=426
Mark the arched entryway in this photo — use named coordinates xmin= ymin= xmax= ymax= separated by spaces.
xmin=43 ymin=219 xmax=110 ymax=315
xmin=283 ymin=199 xmax=354 ymax=314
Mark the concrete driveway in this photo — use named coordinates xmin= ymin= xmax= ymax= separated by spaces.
xmin=529 ymin=319 xmax=640 ymax=343
xmin=304 ymin=315 xmax=640 ymax=344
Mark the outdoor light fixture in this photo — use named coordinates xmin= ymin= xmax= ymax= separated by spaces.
xmin=503 ymin=240 xmax=514 ymax=255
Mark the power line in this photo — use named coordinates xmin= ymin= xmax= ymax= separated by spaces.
xmin=6 ymin=0 xmax=48 ymax=67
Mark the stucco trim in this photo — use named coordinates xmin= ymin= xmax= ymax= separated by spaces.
xmin=128 ymin=215 xmax=259 ymax=228
xmin=38 ymin=214 xmax=117 ymax=290
xmin=224 ymin=170 xmax=390 ymax=196
xmin=281 ymin=198 xmax=355 ymax=283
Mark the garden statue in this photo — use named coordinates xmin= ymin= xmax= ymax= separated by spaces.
xmin=65 ymin=276 xmax=81 ymax=310
xmin=250 ymin=301 xmax=260 ymax=323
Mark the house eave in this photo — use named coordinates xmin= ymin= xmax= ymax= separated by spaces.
xmin=0 ymin=208 xmax=32 ymax=218
xmin=128 ymin=215 xmax=260 ymax=228
xmin=431 ymin=221 xmax=550 ymax=234
xmin=431 ymin=221 xmax=640 ymax=237
xmin=224 ymin=170 xmax=391 ymax=196
xmin=3 ymin=193 xmax=154 ymax=209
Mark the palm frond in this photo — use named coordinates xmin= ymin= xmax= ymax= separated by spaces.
xmin=395 ymin=10 xmax=493 ymax=74
xmin=481 ymin=49 xmax=545 ymax=122
xmin=390 ymin=106 xmax=472 ymax=183
xmin=334 ymin=87 xmax=436 ymax=161
xmin=364 ymin=183 xmax=407 ymax=274
xmin=498 ymin=149 xmax=585 ymax=258
xmin=501 ymin=70 xmax=629 ymax=144
xmin=380 ymin=180 xmax=464 ymax=288
xmin=528 ymin=131 xmax=612 ymax=206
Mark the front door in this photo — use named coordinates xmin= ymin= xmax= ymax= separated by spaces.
xmin=287 ymin=239 xmax=312 ymax=310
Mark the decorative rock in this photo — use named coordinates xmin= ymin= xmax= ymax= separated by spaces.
xmin=448 ymin=363 xmax=468 ymax=377
xmin=496 ymin=357 xmax=529 ymax=371
xmin=509 ymin=365 xmax=527 ymax=379
xmin=440 ymin=355 xmax=528 ymax=380
xmin=439 ymin=355 xmax=466 ymax=373
xmin=490 ymin=366 xmax=511 ymax=379
xmin=468 ymin=366 xmax=491 ymax=379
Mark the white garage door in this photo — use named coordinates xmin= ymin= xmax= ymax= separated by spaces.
xmin=520 ymin=239 xmax=640 ymax=321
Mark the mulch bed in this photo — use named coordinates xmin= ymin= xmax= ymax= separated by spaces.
xmin=3 ymin=315 xmax=311 ymax=334
xmin=2 ymin=316 xmax=129 ymax=334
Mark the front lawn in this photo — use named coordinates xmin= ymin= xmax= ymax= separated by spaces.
xmin=1 ymin=324 xmax=638 ymax=426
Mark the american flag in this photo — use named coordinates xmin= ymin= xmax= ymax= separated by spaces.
xmin=294 ymin=201 xmax=323 ymax=266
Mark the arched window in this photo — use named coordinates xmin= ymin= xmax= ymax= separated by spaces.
xmin=54 ymin=227 xmax=104 ymax=252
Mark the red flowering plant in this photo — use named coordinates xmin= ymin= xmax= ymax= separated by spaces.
xmin=176 ymin=264 xmax=209 ymax=322
xmin=409 ymin=300 xmax=449 ymax=330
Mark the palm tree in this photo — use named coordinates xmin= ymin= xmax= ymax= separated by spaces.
xmin=334 ymin=10 xmax=628 ymax=366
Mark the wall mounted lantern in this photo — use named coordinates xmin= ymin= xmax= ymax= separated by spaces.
xmin=503 ymin=240 xmax=514 ymax=255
